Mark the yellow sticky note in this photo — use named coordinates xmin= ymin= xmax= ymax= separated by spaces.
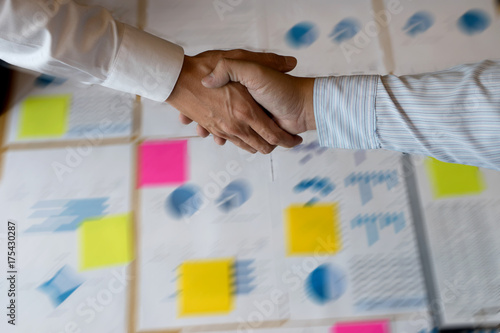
xmin=425 ymin=157 xmax=485 ymax=199
xmin=285 ymin=203 xmax=342 ymax=256
xmin=178 ymin=258 xmax=234 ymax=316
xmin=18 ymin=95 xmax=70 ymax=139
xmin=78 ymin=214 xmax=134 ymax=271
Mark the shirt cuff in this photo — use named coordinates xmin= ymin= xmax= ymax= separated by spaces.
xmin=313 ymin=75 xmax=381 ymax=150
xmin=102 ymin=24 xmax=184 ymax=102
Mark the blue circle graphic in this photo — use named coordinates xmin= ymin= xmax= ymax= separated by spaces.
xmin=458 ymin=9 xmax=491 ymax=35
xmin=305 ymin=264 xmax=347 ymax=304
xmin=285 ymin=22 xmax=319 ymax=49
xmin=403 ymin=11 xmax=434 ymax=37
xmin=216 ymin=179 xmax=252 ymax=213
xmin=330 ymin=18 xmax=361 ymax=44
xmin=166 ymin=184 xmax=202 ymax=219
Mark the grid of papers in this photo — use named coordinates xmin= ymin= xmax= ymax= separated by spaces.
xmin=0 ymin=1 xmax=499 ymax=333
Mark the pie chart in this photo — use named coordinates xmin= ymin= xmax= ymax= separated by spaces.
xmin=166 ymin=184 xmax=202 ymax=219
xmin=216 ymin=179 xmax=252 ymax=213
xmin=403 ymin=11 xmax=434 ymax=37
xmin=458 ymin=9 xmax=490 ymax=35
xmin=286 ymin=22 xmax=319 ymax=49
xmin=330 ymin=18 xmax=361 ymax=44
xmin=305 ymin=264 xmax=347 ymax=304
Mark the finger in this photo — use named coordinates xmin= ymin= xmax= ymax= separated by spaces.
xmin=233 ymin=125 xmax=277 ymax=154
xmin=196 ymin=124 xmax=210 ymax=138
xmin=227 ymin=136 xmax=258 ymax=154
xmin=213 ymin=136 xmax=227 ymax=146
xmin=214 ymin=131 xmax=257 ymax=154
xmin=249 ymin=112 xmax=303 ymax=149
xmin=179 ymin=113 xmax=193 ymax=125
xmin=226 ymin=49 xmax=297 ymax=73
xmin=213 ymin=134 xmax=227 ymax=145
xmin=202 ymin=58 xmax=263 ymax=89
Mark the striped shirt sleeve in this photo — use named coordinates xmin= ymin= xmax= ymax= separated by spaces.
xmin=314 ymin=60 xmax=500 ymax=171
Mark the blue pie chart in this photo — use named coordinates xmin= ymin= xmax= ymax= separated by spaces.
xmin=330 ymin=18 xmax=361 ymax=44
xmin=403 ymin=11 xmax=434 ymax=37
xmin=216 ymin=179 xmax=252 ymax=213
xmin=305 ymin=264 xmax=347 ymax=304
xmin=166 ymin=184 xmax=202 ymax=219
xmin=286 ymin=22 xmax=319 ymax=49
xmin=458 ymin=9 xmax=491 ymax=35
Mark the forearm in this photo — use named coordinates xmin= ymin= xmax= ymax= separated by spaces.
xmin=0 ymin=0 xmax=184 ymax=101
xmin=314 ymin=60 xmax=500 ymax=170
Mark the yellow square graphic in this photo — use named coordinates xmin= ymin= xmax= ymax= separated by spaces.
xmin=18 ymin=95 xmax=71 ymax=139
xmin=425 ymin=157 xmax=485 ymax=199
xmin=78 ymin=214 xmax=134 ymax=271
xmin=285 ymin=204 xmax=342 ymax=256
xmin=178 ymin=258 xmax=234 ymax=316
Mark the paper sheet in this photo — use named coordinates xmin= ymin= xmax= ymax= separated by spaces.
xmin=137 ymin=137 xmax=282 ymax=331
xmin=0 ymin=145 xmax=133 ymax=333
xmin=261 ymin=0 xmax=389 ymax=76
xmin=145 ymin=0 xmax=264 ymax=56
xmin=270 ymin=132 xmax=427 ymax=321
xmin=411 ymin=155 xmax=500 ymax=326
xmin=5 ymin=82 xmax=134 ymax=144
xmin=140 ymin=98 xmax=197 ymax=139
xmin=385 ymin=0 xmax=500 ymax=75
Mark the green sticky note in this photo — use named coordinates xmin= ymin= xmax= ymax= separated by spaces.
xmin=78 ymin=214 xmax=134 ymax=271
xmin=18 ymin=95 xmax=71 ymax=139
xmin=425 ymin=157 xmax=485 ymax=199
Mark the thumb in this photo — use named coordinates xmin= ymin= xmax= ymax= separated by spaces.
xmin=201 ymin=58 xmax=262 ymax=89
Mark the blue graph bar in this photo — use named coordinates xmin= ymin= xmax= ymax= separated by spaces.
xmin=345 ymin=170 xmax=399 ymax=205
xmin=26 ymin=197 xmax=109 ymax=232
xmin=351 ymin=213 xmax=406 ymax=246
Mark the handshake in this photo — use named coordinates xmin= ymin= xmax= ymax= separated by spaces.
xmin=166 ymin=49 xmax=317 ymax=154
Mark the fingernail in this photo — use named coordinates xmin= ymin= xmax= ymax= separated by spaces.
xmin=285 ymin=56 xmax=297 ymax=67
xmin=201 ymin=73 xmax=214 ymax=86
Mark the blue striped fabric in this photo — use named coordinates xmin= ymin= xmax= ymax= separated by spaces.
xmin=314 ymin=60 xmax=500 ymax=170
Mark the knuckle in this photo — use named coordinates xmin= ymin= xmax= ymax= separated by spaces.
xmin=261 ymin=144 xmax=274 ymax=154
xmin=219 ymin=123 xmax=232 ymax=133
xmin=235 ymin=109 xmax=250 ymax=121
xmin=231 ymin=49 xmax=245 ymax=58
xmin=267 ymin=134 xmax=280 ymax=146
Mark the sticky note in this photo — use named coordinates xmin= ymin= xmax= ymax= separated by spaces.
xmin=285 ymin=203 xmax=342 ymax=256
xmin=138 ymin=140 xmax=188 ymax=188
xmin=78 ymin=214 xmax=134 ymax=271
xmin=178 ymin=258 xmax=234 ymax=316
xmin=18 ymin=95 xmax=70 ymax=138
xmin=332 ymin=320 xmax=390 ymax=333
xmin=425 ymin=157 xmax=485 ymax=199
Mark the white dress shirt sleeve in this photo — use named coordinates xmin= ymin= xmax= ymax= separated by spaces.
xmin=314 ymin=60 xmax=500 ymax=171
xmin=0 ymin=0 xmax=184 ymax=102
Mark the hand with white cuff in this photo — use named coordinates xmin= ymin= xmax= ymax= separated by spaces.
xmin=167 ymin=50 xmax=304 ymax=154
xmin=179 ymin=57 xmax=316 ymax=147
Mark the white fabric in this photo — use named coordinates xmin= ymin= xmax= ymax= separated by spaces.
xmin=0 ymin=0 xmax=184 ymax=102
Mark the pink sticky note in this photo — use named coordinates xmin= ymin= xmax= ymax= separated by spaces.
xmin=332 ymin=320 xmax=390 ymax=333
xmin=138 ymin=140 xmax=189 ymax=188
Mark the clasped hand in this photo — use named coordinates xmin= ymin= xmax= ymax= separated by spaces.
xmin=166 ymin=50 xmax=316 ymax=154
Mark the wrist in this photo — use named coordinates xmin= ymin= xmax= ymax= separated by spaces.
xmin=300 ymin=78 xmax=316 ymax=131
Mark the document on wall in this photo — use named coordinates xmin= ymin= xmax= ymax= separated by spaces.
xmin=260 ymin=0 xmax=390 ymax=76
xmin=384 ymin=0 xmax=500 ymax=75
xmin=136 ymin=137 xmax=283 ymax=331
xmin=270 ymin=132 xmax=428 ymax=321
xmin=4 ymin=83 xmax=134 ymax=145
xmin=411 ymin=155 xmax=500 ymax=327
xmin=0 ymin=144 xmax=134 ymax=333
